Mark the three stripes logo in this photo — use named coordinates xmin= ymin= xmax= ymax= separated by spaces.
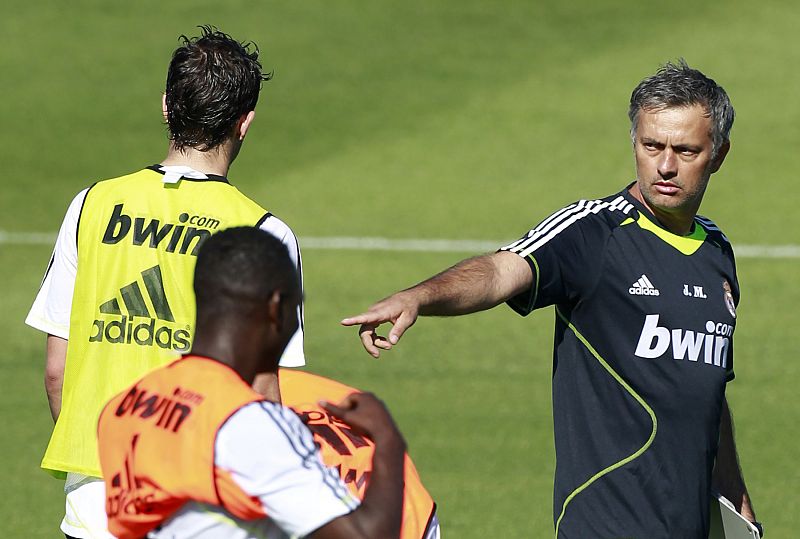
xmin=106 ymin=435 xmax=165 ymax=519
xmin=629 ymin=274 xmax=660 ymax=296
xmin=89 ymin=265 xmax=191 ymax=351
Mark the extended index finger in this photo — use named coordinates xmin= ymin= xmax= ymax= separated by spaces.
xmin=342 ymin=299 xmax=399 ymax=326
xmin=341 ymin=308 xmax=389 ymax=326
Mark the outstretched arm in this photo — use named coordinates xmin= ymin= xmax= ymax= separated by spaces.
xmin=341 ymin=251 xmax=532 ymax=357
xmin=712 ymin=397 xmax=756 ymax=522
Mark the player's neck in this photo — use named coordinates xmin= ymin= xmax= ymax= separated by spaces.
xmin=161 ymin=142 xmax=235 ymax=178
xmin=628 ymin=183 xmax=696 ymax=236
xmin=191 ymin=319 xmax=283 ymax=401
xmin=644 ymin=205 xmax=695 ymax=236
xmin=252 ymin=372 xmax=282 ymax=403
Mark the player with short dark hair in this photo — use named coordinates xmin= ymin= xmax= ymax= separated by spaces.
xmin=165 ymin=26 xmax=271 ymax=152
xmin=628 ymin=59 xmax=734 ymax=160
xmin=343 ymin=60 xmax=759 ymax=538
xmin=26 ymin=26 xmax=305 ymax=538
xmin=99 ymin=227 xmax=407 ymax=539
xmin=193 ymin=225 xmax=299 ymax=317
xmin=191 ymin=229 xmax=441 ymax=538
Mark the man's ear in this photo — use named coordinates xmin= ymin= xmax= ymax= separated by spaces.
xmin=266 ymin=289 xmax=283 ymax=329
xmin=237 ymin=110 xmax=256 ymax=141
xmin=162 ymin=93 xmax=169 ymax=123
xmin=709 ymin=140 xmax=730 ymax=174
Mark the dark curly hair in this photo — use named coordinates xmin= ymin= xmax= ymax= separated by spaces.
xmin=165 ymin=25 xmax=273 ymax=152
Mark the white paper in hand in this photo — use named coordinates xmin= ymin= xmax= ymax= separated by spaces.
xmin=709 ymin=492 xmax=761 ymax=539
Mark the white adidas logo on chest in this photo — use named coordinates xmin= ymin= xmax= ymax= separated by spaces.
xmin=628 ymin=274 xmax=660 ymax=296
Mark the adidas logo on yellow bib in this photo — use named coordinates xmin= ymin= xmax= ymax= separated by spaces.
xmin=89 ymin=265 xmax=191 ymax=351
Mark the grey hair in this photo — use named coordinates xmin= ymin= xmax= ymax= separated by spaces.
xmin=628 ymin=59 xmax=734 ymax=158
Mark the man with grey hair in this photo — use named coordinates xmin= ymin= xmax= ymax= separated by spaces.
xmin=343 ymin=61 xmax=758 ymax=538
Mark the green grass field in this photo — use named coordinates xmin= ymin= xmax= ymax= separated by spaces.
xmin=2 ymin=0 xmax=799 ymax=536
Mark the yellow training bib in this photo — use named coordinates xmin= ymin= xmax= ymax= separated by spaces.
xmin=43 ymin=167 xmax=269 ymax=478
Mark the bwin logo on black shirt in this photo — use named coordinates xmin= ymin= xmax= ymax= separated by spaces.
xmin=102 ymin=204 xmax=219 ymax=256
xmin=89 ymin=265 xmax=191 ymax=351
xmin=634 ymin=314 xmax=729 ymax=367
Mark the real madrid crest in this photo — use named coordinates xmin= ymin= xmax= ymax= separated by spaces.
xmin=722 ymin=280 xmax=736 ymax=318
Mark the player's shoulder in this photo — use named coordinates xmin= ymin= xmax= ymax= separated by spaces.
xmin=694 ymin=214 xmax=729 ymax=239
xmin=503 ymin=190 xmax=634 ymax=255
xmin=91 ymin=167 xmax=161 ymax=188
xmin=694 ymin=214 xmax=734 ymax=252
xmin=543 ymin=190 xmax=637 ymax=231
xmin=279 ymin=369 xmax=357 ymax=408
xmin=219 ymin=401 xmax=314 ymax=460
xmin=63 ymin=186 xmax=92 ymax=219
xmin=228 ymin=401 xmax=306 ymax=437
xmin=258 ymin=213 xmax=298 ymax=245
xmin=81 ymin=168 xmax=163 ymax=204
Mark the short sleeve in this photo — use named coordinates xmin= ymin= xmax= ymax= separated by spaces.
xmin=215 ymin=402 xmax=359 ymax=537
xmin=500 ymin=200 xmax=611 ymax=316
xmin=259 ymin=215 xmax=305 ymax=367
xmin=25 ymin=188 xmax=89 ymax=338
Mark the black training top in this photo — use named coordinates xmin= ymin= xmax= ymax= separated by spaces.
xmin=502 ymin=186 xmax=738 ymax=539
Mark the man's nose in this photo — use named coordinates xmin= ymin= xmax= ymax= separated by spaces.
xmin=658 ymin=150 xmax=678 ymax=179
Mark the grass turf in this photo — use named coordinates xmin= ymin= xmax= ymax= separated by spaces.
xmin=2 ymin=0 xmax=799 ymax=536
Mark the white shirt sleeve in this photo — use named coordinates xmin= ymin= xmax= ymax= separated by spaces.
xmin=25 ymin=189 xmax=89 ymax=339
xmin=259 ymin=215 xmax=305 ymax=367
xmin=216 ymin=402 xmax=359 ymax=537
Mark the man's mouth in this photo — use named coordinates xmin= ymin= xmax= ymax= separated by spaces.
xmin=654 ymin=181 xmax=680 ymax=195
